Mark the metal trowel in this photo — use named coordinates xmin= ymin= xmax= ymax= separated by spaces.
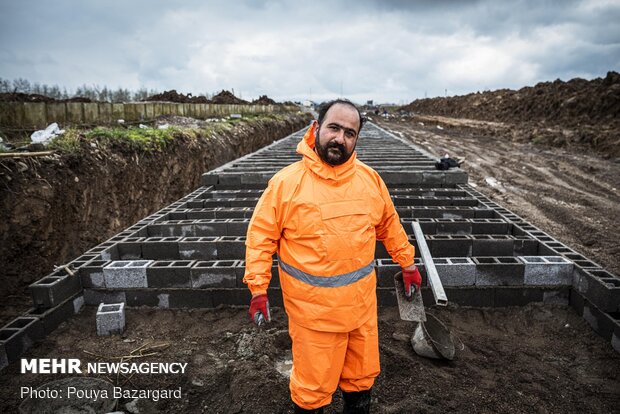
xmin=394 ymin=222 xmax=448 ymax=322
xmin=394 ymin=271 xmax=426 ymax=322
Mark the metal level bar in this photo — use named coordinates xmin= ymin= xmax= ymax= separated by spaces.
xmin=411 ymin=221 xmax=448 ymax=306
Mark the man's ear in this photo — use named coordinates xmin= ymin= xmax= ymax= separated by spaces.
xmin=311 ymin=119 xmax=318 ymax=128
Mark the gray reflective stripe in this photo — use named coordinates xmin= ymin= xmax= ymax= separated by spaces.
xmin=278 ymin=257 xmax=374 ymax=288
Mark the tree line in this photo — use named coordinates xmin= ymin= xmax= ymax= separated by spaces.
xmin=0 ymin=77 xmax=162 ymax=102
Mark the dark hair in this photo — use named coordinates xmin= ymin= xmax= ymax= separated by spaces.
xmin=317 ymin=99 xmax=367 ymax=133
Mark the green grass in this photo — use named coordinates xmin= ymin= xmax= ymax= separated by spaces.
xmin=41 ymin=112 xmax=296 ymax=155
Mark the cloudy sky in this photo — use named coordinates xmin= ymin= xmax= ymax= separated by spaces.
xmin=1 ymin=0 xmax=619 ymax=103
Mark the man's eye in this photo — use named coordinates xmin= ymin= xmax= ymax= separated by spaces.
xmin=346 ymin=131 xmax=356 ymax=138
xmin=329 ymin=125 xmax=339 ymax=131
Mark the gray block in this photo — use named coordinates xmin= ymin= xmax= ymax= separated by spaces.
xmin=472 ymin=235 xmax=514 ymax=256
xmin=216 ymin=236 xmax=246 ymax=259
xmin=226 ymin=219 xmax=250 ymax=236
xmin=83 ymin=290 xmax=127 ymax=305
xmin=494 ymin=287 xmax=544 ymax=307
xmin=103 ymin=260 xmax=151 ymax=288
xmin=30 ymin=271 xmax=82 ymax=309
xmin=179 ymin=236 xmax=218 ymax=260
xmin=146 ymin=260 xmax=193 ymax=288
xmin=0 ymin=317 xmax=44 ymax=363
xmin=96 ymin=303 xmax=125 ymax=336
xmin=474 ymin=257 xmax=525 ymax=286
xmin=141 ymin=237 xmax=180 ymax=260
xmin=193 ymin=219 xmax=228 ymax=236
xmin=513 ymin=236 xmax=538 ymax=255
xmin=520 ymin=256 xmax=573 ymax=286
xmin=435 ymin=257 xmax=476 ymax=286
xmin=191 ymin=260 xmax=238 ymax=288
xmin=472 ymin=219 xmax=510 ymax=235
xmin=436 ymin=220 xmax=472 ymax=235
xmin=573 ymin=269 xmax=620 ymax=313
xmin=116 ymin=238 xmax=145 ymax=259
xmin=27 ymin=294 xmax=84 ymax=335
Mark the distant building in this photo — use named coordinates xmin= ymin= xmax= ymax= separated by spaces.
xmin=366 ymin=100 xmax=373 ymax=106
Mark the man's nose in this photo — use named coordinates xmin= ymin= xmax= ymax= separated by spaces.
xmin=333 ymin=130 xmax=346 ymax=144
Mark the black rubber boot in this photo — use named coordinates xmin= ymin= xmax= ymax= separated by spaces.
xmin=342 ymin=389 xmax=371 ymax=414
xmin=293 ymin=403 xmax=325 ymax=414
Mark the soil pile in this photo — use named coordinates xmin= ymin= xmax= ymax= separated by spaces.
xmin=253 ymin=95 xmax=277 ymax=105
xmin=210 ymin=90 xmax=248 ymax=104
xmin=0 ymin=92 xmax=93 ymax=103
xmin=400 ymin=72 xmax=620 ymax=156
xmin=143 ymin=90 xmax=210 ymax=103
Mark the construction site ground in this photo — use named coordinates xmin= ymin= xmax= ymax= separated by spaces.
xmin=375 ymin=115 xmax=620 ymax=277
xmin=2 ymin=111 xmax=620 ymax=413
xmin=1 ymin=303 xmax=619 ymax=413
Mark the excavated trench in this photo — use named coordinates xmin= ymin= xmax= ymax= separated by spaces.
xmin=1 ymin=121 xmax=619 ymax=413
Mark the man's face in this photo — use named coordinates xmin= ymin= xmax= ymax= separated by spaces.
xmin=315 ymin=103 xmax=360 ymax=166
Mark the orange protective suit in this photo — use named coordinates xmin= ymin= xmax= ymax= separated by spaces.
xmin=243 ymin=123 xmax=415 ymax=409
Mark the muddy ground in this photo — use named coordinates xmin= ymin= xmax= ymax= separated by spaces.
xmin=1 ymin=303 xmax=618 ymax=413
xmin=375 ymin=115 xmax=620 ymax=277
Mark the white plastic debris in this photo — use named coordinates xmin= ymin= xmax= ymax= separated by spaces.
xmin=158 ymin=124 xmax=170 ymax=130
xmin=418 ymin=122 xmax=424 ymax=126
xmin=139 ymin=124 xmax=149 ymax=129
xmin=117 ymin=119 xmax=125 ymax=124
xmin=436 ymin=125 xmax=444 ymax=130
xmin=31 ymin=123 xmax=65 ymax=145
xmin=229 ymin=114 xmax=242 ymax=119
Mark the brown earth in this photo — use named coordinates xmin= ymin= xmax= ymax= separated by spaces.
xmin=0 ymin=92 xmax=93 ymax=103
xmin=400 ymin=72 xmax=620 ymax=157
xmin=374 ymin=115 xmax=620 ymax=277
xmin=1 ymin=303 xmax=618 ymax=413
xmin=143 ymin=90 xmax=210 ymax=104
xmin=210 ymin=90 xmax=249 ymax=105
xmin=253 ymin=95 xmax=277 ymax=105
xmin=0 ymin=113 xmax=312 ymax=325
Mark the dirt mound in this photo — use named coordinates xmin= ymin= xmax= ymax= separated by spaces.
xmin=400 ymin=71 xmax=620 ymax=156
xmin=143 ymin=90 xmax=210 ymax=103
xmin=0 ymin=92 xmax=93 ymax=103
xmin=210 ymin=90 xmax=248 ymax=105
xmin=252 ymin=95 xmax=277 ymax=105
xmin=403 ymin=71 xmax=620 ymax=125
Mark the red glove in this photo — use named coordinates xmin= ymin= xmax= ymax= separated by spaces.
xmin=249 ymin=294 xmax=271 ymax=326
xmin=402 ymin=266 xmax=422 ymax=300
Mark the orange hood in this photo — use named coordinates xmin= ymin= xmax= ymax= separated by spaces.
xmin=296 ymin=123 xmax=358 ymax=184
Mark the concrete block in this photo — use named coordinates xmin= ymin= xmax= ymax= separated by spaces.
xmin=582 ymin=300 xmax=615 ymax=341
xmin=210 ymin=288 xmax=253 ymax=307
xmin=146 ymin=260 xmax=194 ymax=288
xmin=191 ymin=260 xmax=238 ymax=288
xmin=472 ymin=235 xmax=514 ymax=256
xmin=216 ymin=236 xmax=246 ymax=259
xmin=474 ymin=257 xmax=524 ymax=286
xmin=376 ymin=258 xmax=401 ymax=287
xmin=80 ymin=260 xmax=110 ymax=288
xmin=141 ymin=237 xmax=180 ymax=260
xmin=520 ymin=256 xmax=573 ymax=286
xmin=103 ymin=260 xmax=152 ymax=288
xmin=494 ymin=287 xmax=544 ymax=307
xmin=193 ymin=219 xmax=228 ymax=236
xmin=513 ymin=236 xmax=538 ymax=255
xmin=226 ymin=219 xmax=250 ymax=236
xmin=443 ymin=287 xmax=495 ymax=307
xmin=179 ymin=236 xmax=218 ymax=260
xmin=125 ymin=290 xmax=170 ymax=308
xmin=96 ymin=303 xmax=125 ymax=336
xmin=376 ymin=287 xmax=398 ymax=307
xmin=0 ymin=317 xmax=44 ymax=363
xmin=201 ymin=173 xmax=219 ymax=186
xmin=573 ymin=268 xmax=620 ymax=313
xmin=29 ymin=271 xmax=82 ymax=309
xmin=168 ymin=290 xmax=214 ymax=308
xmin=471 ymin=219 xmax=510 ymax=235
xmin=146 ymin=221 xmax=195 ymax=237
xmin=116 ymin=238 xmax=144 ymax=259
xmin=435 ymin=257 xmax=476 ymax=286
xmin=542 ymin=287 xmax=570 ymax=305
xmin=436 ymin=219 xmax=472 ymax=235
xmin=429 ymin=235 xmax=472 ymax=257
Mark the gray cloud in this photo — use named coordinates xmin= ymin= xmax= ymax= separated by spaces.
xmin=1 ymin=0 xmax=618 ymax=103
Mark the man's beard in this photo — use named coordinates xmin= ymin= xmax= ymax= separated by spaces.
xmin=315 ymin=128 xmax=355 ymax=166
